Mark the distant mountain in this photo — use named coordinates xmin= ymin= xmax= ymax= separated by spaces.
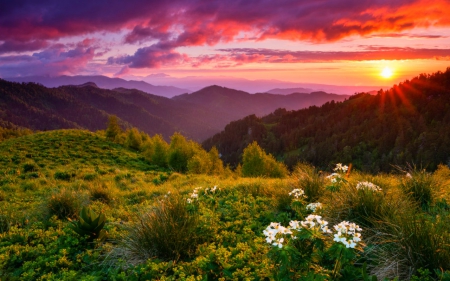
xmin=135 ymin=73 xmax=387 ymax=94
xmin=173 ymin=85 xmax=350 ymax=116
xmin=4 ymin=75 xmax=190 ymax=98
xmin=265 ymin=87 xmax=314 ymax=95
xmin=203 ymin=69 xmax=450 ymax=172
xmin=0 ymin=80 xmax=351 ymax=141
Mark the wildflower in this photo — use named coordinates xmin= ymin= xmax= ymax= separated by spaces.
xmin=356 ymin=181 xmax=382 ymax=192
xmin=332 ymin=221 xmax=363 ymax=248
xmin=187 ymin=198 xmax=192 ymax=204
xmin=273 ymin=238 xmax=284 ymax=248
xmin=334 ymin=163 xmax=349 ymax=173
xmin=306 ymin=202 xmax=323 ymax=212
xmin=406 ymin=173 xmax=412 ymax=179
xmin=300 ymin=214 xmax=331 ymax=234
xmin=289 ymin=188 xmax=306 ymax=200
xmin=289 ymin=220 xmax=300 ymax=230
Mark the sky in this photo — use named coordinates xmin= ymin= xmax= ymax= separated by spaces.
xmin=1 ymin=0 xmax=450 ymax=86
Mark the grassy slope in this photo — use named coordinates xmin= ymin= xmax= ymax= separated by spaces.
xmin=1 ymin=130 xmax=449 ymax=280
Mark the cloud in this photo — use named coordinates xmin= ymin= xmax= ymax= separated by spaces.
xmin=107 ymin=43 xmax=189 ymax=68
xmin=2 ymin=0 xmax=450 ymax=73
xmin=0 ymin=40 xmax=98 ymax=77
xmin=2 ymin=0 xmax=450 ymax=46
xmin=0 ymin=40 xmax=49 ymax=54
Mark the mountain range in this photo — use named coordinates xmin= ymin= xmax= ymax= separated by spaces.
xmin=4 ymin=75 xmax=191 ymax=98
xmin=0 ymin=80 xmax=349 ymax=141
xmin=4 ymin=74 xmax=386 ymax=96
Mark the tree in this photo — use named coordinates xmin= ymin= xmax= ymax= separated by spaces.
xmin=242 ymin=141 xmax=287 ymax=178
xmin=125 ymin=128 xmax=142 ymax=150
xmin=105 ymin=115 xmax=121 ymax=140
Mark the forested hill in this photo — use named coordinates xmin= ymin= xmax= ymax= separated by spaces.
xmin=0 ymin=80 xmax=348 ymax=141
xmin=203 ymin=69 xmax=450 ymax=172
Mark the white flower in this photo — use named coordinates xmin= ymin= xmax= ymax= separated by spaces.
xmin=289 ymin=188 xmax=306 ymax=199
xmin=406 ymin=173 xmax=412 ymax=178
xmin=306 ymin=202 xmax=323 ymax=212
xmin=187 ymin=198 xmax=192 ymax=204
xmin=332 ymin=221 xmax=363 ymax=248
xmin=289 ymin=220 xmax=300 ymax=230
xmin=356 ymin=181 xmax=382 ymax=192
xmin=334 ymin=163 xmax=349 ymax=173
xmin=273 ymin=238 xmax=284 ymax=248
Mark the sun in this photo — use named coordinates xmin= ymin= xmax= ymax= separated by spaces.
xmin=381 ymin=67 xmax=393 ymax=79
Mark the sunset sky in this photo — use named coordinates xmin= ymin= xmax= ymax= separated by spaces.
xmin=1 ymin=0 xmax=450 ymax=86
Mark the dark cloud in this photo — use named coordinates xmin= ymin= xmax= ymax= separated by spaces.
xmin=0 ymin=40 xmax=98 ymax=77
xmin=107 ymin=43 xmax=189 ymax=68
xmin=0 ymin=40 xmax=49 ymax=54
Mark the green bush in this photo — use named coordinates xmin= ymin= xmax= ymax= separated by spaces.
xmin=401 ymin=170 xmax=435 ymax=210
xmin=54 ymin=171 xmax=75 ymax=181
xmin=293 ymin=163 xmax=325 ymax=202
xmin=46 ymin=188 xmax=87 ymax=220
xmin=241 ymin=141 xmax=288 ymax=178
xmin=120 ymin=194 xmax=201 ymax=262
xmin=22 ymin=162 xmax=38 ymax=173
xmin=89 ymin=183 xmax=113 ymax=204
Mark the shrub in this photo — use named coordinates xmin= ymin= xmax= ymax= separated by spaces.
xmin=241 ymin=141 xmax=288 ymax=178
xmin=20 ymin=180 xmax=38 ymax=191
xmin=46 ymin=188 xmax=87 ymax=220
xmin=120 ymin=194 xmax=201 ymax=262
xmin=372 ymin=212 xmax=450 ymax=280
xmin=22 ymin=162 xmax=38 ymax=173
xmin=54 ymin=171 xmax=75 ymax=181
xmin=292 ymin=163 xmax=326 ymax=202
xmin=401 ymin=169 xmax=435 ymax=210
xmin=89 ymin=183 xmax=113 ymax=204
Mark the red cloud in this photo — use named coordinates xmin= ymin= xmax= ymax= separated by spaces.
xmin=2 ymin=0 xmax=450 ymax=45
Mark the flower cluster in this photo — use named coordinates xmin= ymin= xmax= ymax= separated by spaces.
xmin=187 ymin=187 xmax=201 ymax=204
xmin=263 ymin=222 xmax=292 ymax=248
xmin=326 ymin=173 xmax=341 ymax=183
xmin=333 ymin=221 xmax=362 ymax=248
xmin=204 ymin=185 xmax=218 ymax=194
xmin=306 ymin=202 xmax=323 ymax=212
xmin=334 ymin=163 xmax=349 ymax=173
xmin=356 ymin=181 xmax=382 ymax=192
xmin=289 ymin=188 xmax=306 ymax=200
xmin=300 ymin=214 xmax=331 ymax=233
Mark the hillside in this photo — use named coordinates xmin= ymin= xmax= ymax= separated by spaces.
xmin=1 ymin=129 xmax=450 ymax=280
xmin=203 ymin=69 xmax=450 ymax=172
xmin=0 ymin=80 xmax=348 ymax=141
xmin=0 ymin=130 xmax=153 ymax=173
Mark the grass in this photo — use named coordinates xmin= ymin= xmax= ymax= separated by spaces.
xmin=0 ymin=129 xmax=449 ymax=280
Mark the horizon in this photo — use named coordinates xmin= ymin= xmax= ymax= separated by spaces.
xmin=1 ymin=1 xmax=450 ymax=87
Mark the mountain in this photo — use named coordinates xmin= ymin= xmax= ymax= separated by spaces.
xmin=203 ymin=69 xmax=450 ymax=172
xmin=4 ymin=75 xmax=190 ymax=98
xmin=137 ymin=73 xmax=387 ymax=94
xmin=0 ymin=80 xmax=350 ymax=141
xmin=172 ymin=85 xmax=350 ymax=116
xmin=265 ymin=87 xmax=314 ymax=95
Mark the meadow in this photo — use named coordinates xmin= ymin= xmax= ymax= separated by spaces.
xmin=1 ymin=129 xmax=450 ymax=280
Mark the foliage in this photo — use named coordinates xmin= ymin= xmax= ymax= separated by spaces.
xmin=106 ymin=115 xmax=122 ymax=140
xmin=119 ymin=194 xmax=202 ymax=262
xmin=241 ymin=141 xmax=288 ymax=178
xmin=69 ymin=206 xmax=107 ymax=242
xmin=125 ymin=128 xmax=143 ymax=151
xmin=45 ymin=188 xmax=88 ymax=220
xmin=1 ymin=129 xmax=450 ymax=280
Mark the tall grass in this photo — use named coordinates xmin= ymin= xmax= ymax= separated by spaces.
xmin=118 ymin=194 xmax=202 ymax=263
